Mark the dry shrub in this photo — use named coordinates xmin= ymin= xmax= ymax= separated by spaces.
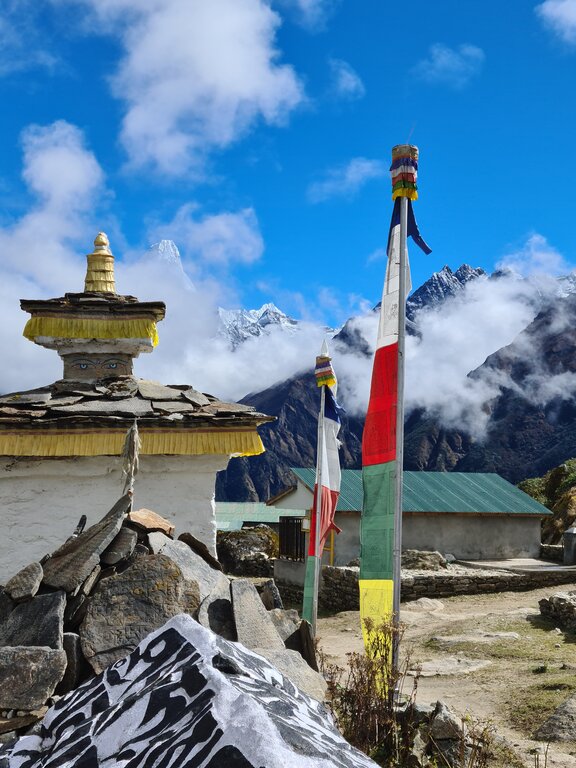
xmin=320 ymin=616 xmax=419 ymax=766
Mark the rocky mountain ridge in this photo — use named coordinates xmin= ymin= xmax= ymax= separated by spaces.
xmin=217 ymin=263 xmax=576 ymax=501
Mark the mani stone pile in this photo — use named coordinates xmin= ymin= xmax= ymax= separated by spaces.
xmin=0 ymin=499 xmax=373 ymax=767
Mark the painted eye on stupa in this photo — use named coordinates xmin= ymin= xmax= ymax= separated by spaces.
xmin=103 ymin=359 xmax=125 ymax=370
xmin=72 ymin=359 xmax=96 ymax=370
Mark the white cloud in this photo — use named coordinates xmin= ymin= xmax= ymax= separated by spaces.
xmin=328 ymin=58 xmax=365 ymax=99
xmin=59 ymin=0 xmax=304 ymax=176
xmin=0 ymin=2 xmax=57 ymax=77
xmin=404 ymin=274 xmax=540 ymax=436
xmin=307 ymin=157 xmax=386 ymax=203
xmin=366 ymin=247 xmax=386 ymax=265
xmin=152 ymin=204 xmax=264 ymax=268
xmin=275 ymin=0 xmax=339 ymax=31
xmin=536 ymin=0 xmax=576 ymax=43
xmin=412 ymin=43 xmax=485 ymax=89
xmin=0 ymin=121 xmax=107 ymax=392
xmin=497 ymin=233 xmax=570 ymax=278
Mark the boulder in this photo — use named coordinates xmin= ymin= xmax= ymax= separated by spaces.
xmin=0 ymin=647 xmax=67 ymax=710
xmin=0 ymin=592 xmax=65 ymax=650
xmin=42 ymin=494 xmax=131 ymax=592
xmin=230 ymin=579 xmax=285 ymax=651
xmin=0 ymin=594 xmax=14 ymax=625
xmin=539 ymin=592 xmax=576 ymax=631
xmin=197 ymin=577 xmax=236 ymax=641
xmin=217 ymin=525 xmax=278 ymax=576
xmin=257 ymin=578 xmax=283 ymax=610
xmin=148 ymin=532 xmax=227 ymax=601
xmin=535 ymin=694 xmax=576 ymax=741
xmin=429 ymin=701 xmax=464 ymax=740
xmin=0 ymin=616 xmax=378 ymax=767
xmin=4 ymin=563 xmax=43 ymax=602
xmin=100 ymin=526 xmax=137 ymax=566
xmin=80 ymin=554 xmax=200 ymax=673
xmin=401 ymin=550 xmax=447 ymax=571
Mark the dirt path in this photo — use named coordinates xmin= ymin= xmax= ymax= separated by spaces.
xmin=317 ymin=585 xmax=576 ymax=768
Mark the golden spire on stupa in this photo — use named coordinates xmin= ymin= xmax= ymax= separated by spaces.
xmin=84 ymin=232 xmax=116 ymax=293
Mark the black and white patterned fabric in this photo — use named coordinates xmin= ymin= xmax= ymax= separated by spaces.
xmin=0 ymin=615 xmax=377 ymax=767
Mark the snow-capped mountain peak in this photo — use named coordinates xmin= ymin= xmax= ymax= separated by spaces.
xmin=406 ymin=264 xmax=486 ymax=320
xmin=218 ymin=303 xmax=298 ymax=347
xmin=146 ymin=240 xmax=194 ymax=290
xmin=148 ymin=239 xmax=182 ymax=264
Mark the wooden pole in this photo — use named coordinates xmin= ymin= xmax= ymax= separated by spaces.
xmin=392 ymin=195 xmax=408 ymax=667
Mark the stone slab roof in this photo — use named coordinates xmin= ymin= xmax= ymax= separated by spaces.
xmin=0 ymin=377 xmax=274 ymax=457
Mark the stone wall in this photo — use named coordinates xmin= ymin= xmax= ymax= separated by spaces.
xmin=276 ymin=564 xmax=576 ymax=612
xmin=540 ymin=544 xmax=563 ymax=562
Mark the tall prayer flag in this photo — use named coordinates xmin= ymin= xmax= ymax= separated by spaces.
xmin=360 ymin=145 xmax=431 ymax=648
xmin=302 ymin=343 xmax=342 ymax=631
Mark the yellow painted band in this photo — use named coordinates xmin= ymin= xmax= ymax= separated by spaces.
xmin=23 ymin=317 xmax=160 ymax=347
xmin=0 ymin=429 xmax=265 ymax=458
xmin=359 ymin=578 xmax=394 ymax=649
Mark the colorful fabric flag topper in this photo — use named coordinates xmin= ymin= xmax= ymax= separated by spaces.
xmin=315 ymin=355 xmax=336 ymax=388
xmin=390 ymin=143 xmax=419 ymax=201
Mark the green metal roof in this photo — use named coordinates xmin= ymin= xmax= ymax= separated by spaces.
xmin=289 ymin=468 xmax=552 ymax=516
xmin=215 ymin=502 xmax=303 ymax=530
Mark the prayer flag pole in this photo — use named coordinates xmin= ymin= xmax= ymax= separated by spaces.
xmin=359 ymin=144 xmax=431 ymax=666
xmin=302 ymin=340 xmax=341 ymax=635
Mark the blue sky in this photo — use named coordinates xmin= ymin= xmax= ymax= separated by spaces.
xmin=2 ymin=0 xmax=576 ymax=397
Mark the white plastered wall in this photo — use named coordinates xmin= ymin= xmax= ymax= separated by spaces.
xmin=0 ymin=454 xmax=229 ymax=582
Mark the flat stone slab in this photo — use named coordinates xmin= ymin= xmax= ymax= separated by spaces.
xmin=409 ymin=656 xmax=492 ymax=677
xmin=56 ymin=633 xmax=88 ymax=696
xmin=137 ymin=380 xmax=184 ymax=401
xmin=0 ymin=591 xmax=65 ymax=650
xmin=100 ymin=526 xmax=137 ymax=566
xmin=197 ymin=577 xmax=236 ymax=641
xmin=402 ymin=598 xmax=445 ymax=613
xmin=80 ymin=554 xmax=200 ymax=674
xmin=269 ymin=608 xmax=301 ymax=642
xmin=4 ymin=562 xmax=43 ymax=602
xmin=535 ymin=694 xmax=576 ymax=741
xmin=1 ymin=616 xmax=377 ymax=767
xmin=231 ymin=579 xmax=285 ymax=651
xmin=0 ymin=647 xmax=67 ymax=710
xmin=43 ymin=494 xmax=131 ymax=592
xmin=148 ymin=532 xmax=227 ymax=601
xmin=432 ymin=631 xmax=520 ymax=646
xmin=178 ymin=531 xmax=222 ymax=571
xmin=128 ymin=508 xmax=174 ymax=536
xmin=0 ymin=709 xmax=47 ymax=736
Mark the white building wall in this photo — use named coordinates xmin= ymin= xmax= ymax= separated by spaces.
xmin=0 ymin=454 xmax=229 ymax=582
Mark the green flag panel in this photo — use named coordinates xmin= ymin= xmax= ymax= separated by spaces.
xmin=360 ymin=460 xmax=396 ymax=580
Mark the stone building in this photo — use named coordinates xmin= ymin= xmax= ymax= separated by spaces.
xmin=272 ymin=468 xmax=552 ymax=565
xmin=0 ymin=233 xmax=272 ymax=579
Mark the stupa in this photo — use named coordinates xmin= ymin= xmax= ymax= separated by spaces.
xmin=0 ymin=233 xmax=272 ymax=579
